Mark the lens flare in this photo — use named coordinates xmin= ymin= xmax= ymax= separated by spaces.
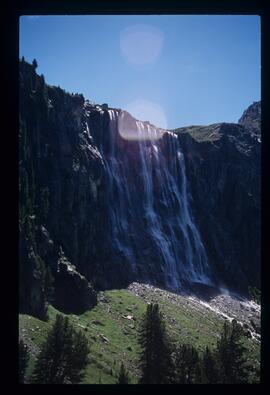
xmin=119 ymin=100 xmax=168 ymax=141
xmin=124 ymin=99 xmax=168 ymax=129
xmin=118 ymin=111 xmax=164 ymax=141
xmin=120 ymin=24 xmax=164 ymax=66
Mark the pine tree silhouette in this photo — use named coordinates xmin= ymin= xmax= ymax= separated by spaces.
xmin=201 ymin=346 xmax=220 ymax=383
xmin=217 ymin=319 xmax=248 ymax=383
xmin=32 ymin=59 xmax=38 ymax=70
xmin=173 ymin=343 xmax=200 ymax=384
xmin=138 ymin=303 xmax=173 ymax=384
xmin=32 ymin=314 xmax=90 ymax=383
xmin=19 ymin=339 xmax=30 ymax=383
xmin=117 ymin=362 xmax=130 ymax=384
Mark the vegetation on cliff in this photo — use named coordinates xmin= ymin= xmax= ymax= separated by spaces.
xmin=19 ymin=59 xmax=261 ymax=320
xmin=18 ymin=59 xmax=261 ymax=384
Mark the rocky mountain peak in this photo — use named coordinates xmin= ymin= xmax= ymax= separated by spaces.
xmin=238 ymin=101 xmax=261 ymax=138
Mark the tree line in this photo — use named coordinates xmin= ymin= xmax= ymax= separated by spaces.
xmin=138 ymin=303 xmax=258 ymax=384
xmin=19 ymin=303 xmax=259 ymax=384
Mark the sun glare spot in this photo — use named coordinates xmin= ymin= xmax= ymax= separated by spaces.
xmin=124 ymin=100 xmax=168 ymax=129
xmin=120 ymin=24 xmax=164 ymax=66
xmin=118 ymin=100 xmax=168 ymax=141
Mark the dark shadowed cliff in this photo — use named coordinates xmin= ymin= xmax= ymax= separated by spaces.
xmin=238 ymin=101 xmax=261 ymax=139
xmin=174 ymin=116 xmax=260 ymax=294
xmin=19 ymin=60 xmax=261 ymax=318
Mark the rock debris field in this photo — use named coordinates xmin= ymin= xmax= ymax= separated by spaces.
xmin=127 ymin=282 xmax=261 ymax=342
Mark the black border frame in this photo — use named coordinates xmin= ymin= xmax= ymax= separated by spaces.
xmin=2 ymin=0 xmax=269 ymax=393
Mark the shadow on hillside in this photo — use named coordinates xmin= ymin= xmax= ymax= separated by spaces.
xmin=186 ymin=282 xmax=230 ymax=302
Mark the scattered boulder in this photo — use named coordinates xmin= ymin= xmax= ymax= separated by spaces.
xmin=92 ymin=319 xmax=105 ymax=326
xmin=78 ymin=324 xmax=86 ymax=330
xmin=99 ymin=334 xmax=109 ymax=343
xmin=53 ymin=258 xmax=97 ymax=314
xmin=122 ymin=315 xmax=134 ymax=320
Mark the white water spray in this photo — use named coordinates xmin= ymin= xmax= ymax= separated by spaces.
xmin=99 ymin=109 xmax=212 ymax=290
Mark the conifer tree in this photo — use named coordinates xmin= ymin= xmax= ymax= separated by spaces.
xmin=217 ymin=319 xmax=248 ymax=383
xmin=32 ymin=58 xmax=38 ymax=70
xmin=173 ymin=344 xmax=200 ymax=384
xmin=32 ymin=314 xmax=90 ymax=384
xmin=194 ymin=357 xmax=203 ymax=384
xmin=40 ymin=74 xmax=45 ymax=86
xmin=138 ymin=303 xmax=173 ymax=384
xmin=117 ymin=362 xmax=130 ymax=384
xmin=201 ymin=346 xmax=220 ymax=384
xmin=19 ymin=339 xmax=30 ymax=383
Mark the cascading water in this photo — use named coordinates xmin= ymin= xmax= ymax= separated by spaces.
xmin=98 ymin=109 xmax=212 ymax=291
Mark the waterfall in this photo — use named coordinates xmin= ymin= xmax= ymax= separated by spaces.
xmin=98 ymin=109 xmax=212 ymax=291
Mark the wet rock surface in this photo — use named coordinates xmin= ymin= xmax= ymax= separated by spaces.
xmin=19 ymin=60 xmax=260 ymax=318
xmin=175 ymin=117 xmax=261 ymax=293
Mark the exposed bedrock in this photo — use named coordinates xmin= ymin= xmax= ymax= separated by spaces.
xmin=19 ymin=60 xmax=260 ymax=317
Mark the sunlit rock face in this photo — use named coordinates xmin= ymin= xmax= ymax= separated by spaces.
xmin=19 ymin=60 xmax=260 ymax=317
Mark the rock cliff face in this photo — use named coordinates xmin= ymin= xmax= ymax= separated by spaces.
xmin=174 ymin=122 xmax=260 ymax=293
xmin=238 ymin=101 xmax=261 ymax=139
xmin=19 ymin=61 xmax=99 ymax=318
xmin=19 ymin=60 xmax=260 ymax=318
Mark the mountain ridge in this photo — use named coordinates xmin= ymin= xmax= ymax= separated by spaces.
xmin=19 ymin=59 xmax=261 ymax=318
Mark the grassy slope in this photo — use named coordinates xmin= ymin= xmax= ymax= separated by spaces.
xmin=19 ymin=288 xmax=260 ymax=384
xmin=173 ymin=124 xmax=223 ymax=142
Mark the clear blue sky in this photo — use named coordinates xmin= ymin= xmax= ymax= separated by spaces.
xmin=20 ymin=15 xmax=260 ymax=129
